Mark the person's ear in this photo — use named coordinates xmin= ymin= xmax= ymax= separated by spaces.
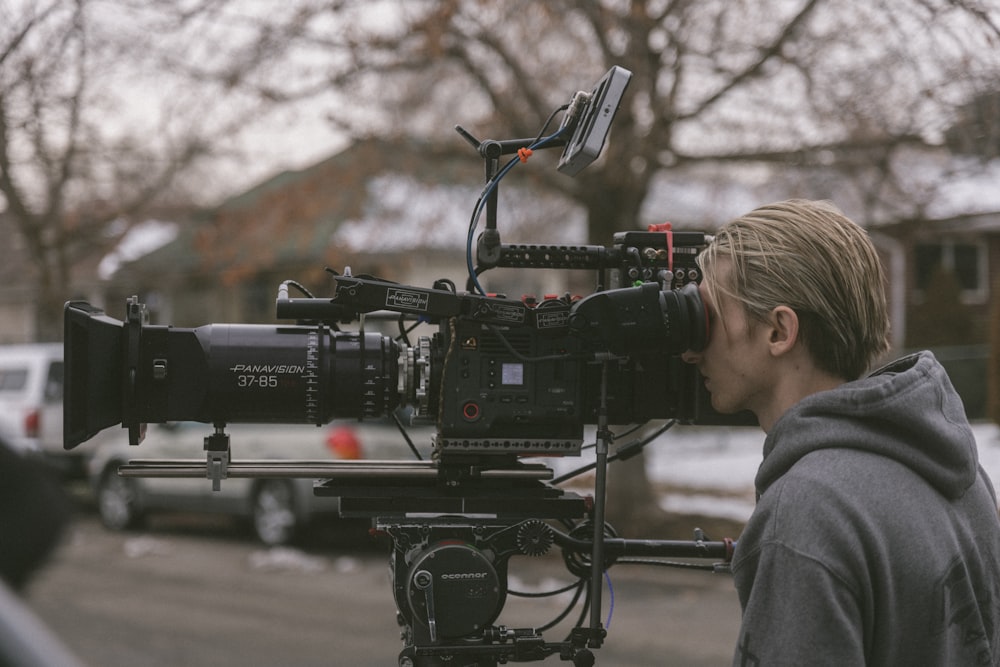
xmin=767 ymin=306 xmax=799 ymax=357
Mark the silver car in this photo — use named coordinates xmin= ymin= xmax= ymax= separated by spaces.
xmin=87 ymin=420 xmax=431 ymax=545
xmin=0 ymin=344 xmax=66 ymax=470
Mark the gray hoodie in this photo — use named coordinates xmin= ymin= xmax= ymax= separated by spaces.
xmin=732 ymin=351 xmax=1000 ymax=666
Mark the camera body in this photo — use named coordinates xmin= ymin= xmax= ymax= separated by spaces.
xmin=430 ymin=230 xmax=712 ymax=460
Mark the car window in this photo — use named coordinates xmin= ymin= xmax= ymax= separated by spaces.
xmin=0 ymin=369 xmax=28 ymax=392
xmin=44 ymin=362 xmax=64 ymax=402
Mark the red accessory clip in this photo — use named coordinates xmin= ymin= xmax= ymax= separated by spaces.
xmin=648 ymin=222 xmax=674 ymax=272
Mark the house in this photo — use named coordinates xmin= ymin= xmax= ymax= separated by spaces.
xmin=870 ymin=209 xmax=1000 ymax=418
xmin=108 ymin=136 xmax=586 ymax=327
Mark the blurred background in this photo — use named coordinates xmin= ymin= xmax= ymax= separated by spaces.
xmin=3 ymin=0 xmax=1000 ymax=664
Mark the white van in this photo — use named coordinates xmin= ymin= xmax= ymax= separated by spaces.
xmin=0 ymin=344 xmax=71 ymax=475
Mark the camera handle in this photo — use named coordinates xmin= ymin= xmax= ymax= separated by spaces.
xmin=478 ymin=136 xmax=503 ymax=269
xmin=203 ymin=424 xmax=230 ymax=492
xmin=456 ymin=125 xmax=569 ymax=271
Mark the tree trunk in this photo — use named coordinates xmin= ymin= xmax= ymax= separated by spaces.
xmin=604 ymin=449 xmax=669 ymax=538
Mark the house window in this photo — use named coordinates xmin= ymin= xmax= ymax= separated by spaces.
xmin=914 ymin=239 xmax=988 ymax=304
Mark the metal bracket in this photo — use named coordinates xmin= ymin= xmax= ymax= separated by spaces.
xmin=204 ymin=424 xmax=230 ymax=492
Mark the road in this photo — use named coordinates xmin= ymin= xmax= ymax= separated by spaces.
xmin=23 ymin=512 xmax=741 ymax=666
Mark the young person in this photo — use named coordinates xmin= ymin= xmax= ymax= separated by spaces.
xmin=682 ymin=199 xmax=1000 ymax=665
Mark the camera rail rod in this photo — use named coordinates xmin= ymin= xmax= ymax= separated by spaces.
xmin=117 ymin=457 xmax=736 ymax=561
xmin=117 ymin=458 xmax=553 ymax=481
xmin=278 ymin=273 xmax=575 ymax=330
xmin=587 ymin=360 xmax=611 ymax=648
xmin=276 ymin=228 xmax=710 ymax=325
xmin=492 ymin=230 xmax=707 ymax=271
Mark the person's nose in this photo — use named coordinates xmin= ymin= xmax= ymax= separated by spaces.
xmin=681 ymin=348 xmax=701 ymax=365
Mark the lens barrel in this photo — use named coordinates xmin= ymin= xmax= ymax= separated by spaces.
xmin=63 ymin=300 xmax=402 ymax=449
xmin=147 ymin=324 xmax=402 ymax=425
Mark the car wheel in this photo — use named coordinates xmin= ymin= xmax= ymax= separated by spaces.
xmin=97 ymin=470 xmax=145 ymax=531
xmin=251 ymin=479 xmax=298 ymax=546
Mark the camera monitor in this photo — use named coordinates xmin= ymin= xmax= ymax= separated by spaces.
xmin=557 ymin=65 xmax=632 ymax=176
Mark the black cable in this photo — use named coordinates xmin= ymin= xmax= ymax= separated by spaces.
xmin=484 ymin=324 xmax=589 ymax=364
xmin=509 ymin=579 xmax=583 ymax=598
xmin=550 ymin=420 xmax=677 ymax=486
xmin=396 ymin=314 xmax=410 ymax=346
xmin=537 ymin=580 xmax=588 ymax=634
xmin=390 ymin=410 xmax=423 ymax=461
xmin=577 ymin=423 xmax=645 ymax=453
xmin=466 ymin=104 xmax=570 ymax=295
xmin=568 ymin=580 xmax=593 ymax=635
xmin=280 ymin=280 xmax=315 ymax=298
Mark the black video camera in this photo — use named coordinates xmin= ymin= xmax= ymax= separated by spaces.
xmin=63 ymin=66 xmax=741 ymax=666
xmin=63 ymin=229 xmax=716 ymax=453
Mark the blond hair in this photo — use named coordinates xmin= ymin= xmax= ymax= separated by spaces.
xmin=697 ymin=199 xmax=890 ymax=380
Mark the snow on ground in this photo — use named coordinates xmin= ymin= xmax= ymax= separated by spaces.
xmin=646 ymin=425 xmax=762 ymax=523
xmin=974 ymin=423 xmax=1000 ymax=493
xmin=547 ymin=422 xmax=1000 ymax=525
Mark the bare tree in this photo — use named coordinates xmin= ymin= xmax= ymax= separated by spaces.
xmin=8 ymin=0 xmax=997 ymax=335
xmin=211 ymin=1 xmax=1000 ymax=228
xmin=9 ymin=0 xmax=997 ymax=531
xmin=178 ymin=0 xmax=1000 ymax=536
xmin=0 ymin=0 xmax=326 ymax=340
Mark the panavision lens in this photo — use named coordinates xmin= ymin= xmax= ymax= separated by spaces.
xmin=63 ymin=300 xmax=406 ymax=448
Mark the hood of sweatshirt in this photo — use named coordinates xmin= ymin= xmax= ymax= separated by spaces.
xmin=757 ymin=351 xmax=979 ymax=500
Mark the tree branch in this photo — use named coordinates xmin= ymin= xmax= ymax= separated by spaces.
xmin=675 ymin=0 xmax=824 ymax=122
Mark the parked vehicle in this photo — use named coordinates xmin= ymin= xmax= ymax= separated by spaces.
xmin=0 ymin=344 xmax=72 ymax=475
xmin=87 ymin=419 xmax=432 ymax=545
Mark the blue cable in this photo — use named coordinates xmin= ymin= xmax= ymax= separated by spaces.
xmin=604 ymin=570 xmax=615 ymax=629
xmin=465 ymin=129 xmax=568 ymax=295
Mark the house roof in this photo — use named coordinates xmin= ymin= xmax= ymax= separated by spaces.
xmin=107 ymin=140 xmax=1000 ymax=288
xmin=110 ymin=137 xmax=484 ymax=284
xmin=876 ymin=211 xmax=1000 ymax=237
xmin=641 ymin=148 xmax=1000 ymax=230
xmin=110 ymin=135 xmax=588 ymax=286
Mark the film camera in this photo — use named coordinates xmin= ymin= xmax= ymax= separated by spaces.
xmin=63 ymin=67 xmax=739 ymax=666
